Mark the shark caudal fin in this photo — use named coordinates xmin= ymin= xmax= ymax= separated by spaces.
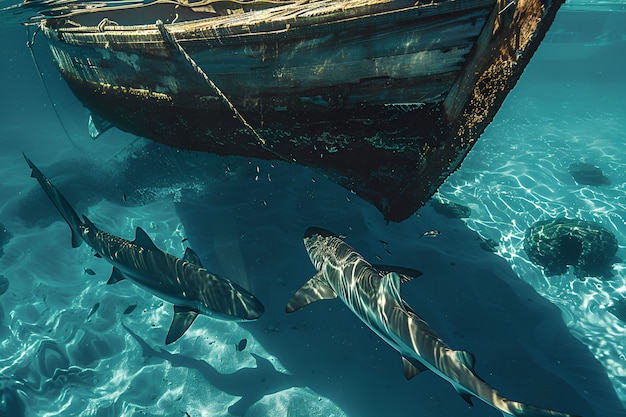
xmin=23 ymin=154 xmax=84 ymax=248
xmin=500 ymin=399 xmax=583 ymax=417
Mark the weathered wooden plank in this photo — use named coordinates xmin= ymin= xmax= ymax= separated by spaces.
xmin=39 ymin=0 xmax=563 ymax=221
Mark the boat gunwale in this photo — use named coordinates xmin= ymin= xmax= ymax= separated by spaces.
xmin=35 ymin=0 xmax=566 ymax=221
xmin=41 ymin=0 xmax=495 ymax=41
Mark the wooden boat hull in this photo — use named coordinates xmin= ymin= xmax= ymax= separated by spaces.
xmin=39 ymin=0 xmax=563 ymax=221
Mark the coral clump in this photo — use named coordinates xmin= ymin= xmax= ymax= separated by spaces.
xmin=524 ymin=218 xmax=618 ymax=280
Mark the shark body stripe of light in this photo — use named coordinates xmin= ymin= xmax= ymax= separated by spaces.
xmin=24 ymin=154 xmax=264 ymax=344
xmin=287 ymin=227 xmax=582 ymax=417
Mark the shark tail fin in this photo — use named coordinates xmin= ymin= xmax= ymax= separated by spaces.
xmin=448 ymin=348 xmax=582 ymax=417
xmin=24 ymin=154 xmax=84 ymax=248
xmin=499 ymin=399 xmax=583 ymax=417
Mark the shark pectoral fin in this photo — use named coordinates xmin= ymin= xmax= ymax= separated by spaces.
xmin=106 ymin=267 xmax=126 ymax=285
xmin=401 ymin=356 xmax=428 ymax=380
xmin=166 ymin=306 xmax=199 ymax=345
xmin=183 ymin=247 xmax=203 ymax=267
xmin=133 ymin=227 xmax=160 ymax=251
xmin=285 ymin=271 xmax=337 ymax=313
xmin=373 ymin=264 xmax=423 ymax=283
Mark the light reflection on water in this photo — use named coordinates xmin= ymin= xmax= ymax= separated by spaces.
xmin=438 ymin=81 xmax=626 ymax=400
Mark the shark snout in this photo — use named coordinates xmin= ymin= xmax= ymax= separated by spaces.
xmin=304 ymin=227 xmax=335 ymax=239
xmin=240 ymin=295 xmax=265 ymax=320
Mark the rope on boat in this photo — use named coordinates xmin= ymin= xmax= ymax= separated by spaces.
xmin=155 ymin=20 xmax=289 ymax=162
xmin=498 ymin=0 xmax=516 ymax=15
xmin=27 ymin=24 xmax=80 ymax=151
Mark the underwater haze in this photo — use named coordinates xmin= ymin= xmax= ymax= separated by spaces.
xmin=1 ymin=3 xmax=626 ymax=417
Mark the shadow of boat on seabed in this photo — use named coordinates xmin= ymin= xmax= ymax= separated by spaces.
xmin=3 ymin=146 xmax=626 ymax=417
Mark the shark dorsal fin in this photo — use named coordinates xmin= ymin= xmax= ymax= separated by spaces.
xmin=82 ymin=215 xmax=97 ymax=230
xmin=379 ymin=272 xmax=402 ymax=299
xmin=401 ymin=356 xmax=428 ymax=380
xmin=107 ymin=267 xmax=126 ymax=285
xmin=183 ymin=247 xmax=203 ymax=267
xmin=133 ymin=227 xmax=159 ymax=251
xmin=285 ymin=271 xmax=337 ymax=313
xmin=166 ymin=306 xmax=200 ymax=344
xmin=455 ymin=350 xmax=476 ymax=371
xmin=373 ymin=264 xmax=423 ymax=283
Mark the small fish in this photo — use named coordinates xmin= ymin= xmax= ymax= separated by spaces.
xmin=123 ymin=304 xmax=138 ymax=315
xmin=182 ymin=238 xmax=188 ymax=243
xmin=122 ymin=193 xmax=128 ymax=202
xmin=87 ymin=302 xmax=100 ymax=319
xmin=421 ymin=229 xmax=441 ymax=238
xmin=236 ymin=338 xmax=248 ymax=352
xmin=379 ymin=240 xmax=392 ymax=255
xmin=84 ymin=268 xmax=96 ymax=276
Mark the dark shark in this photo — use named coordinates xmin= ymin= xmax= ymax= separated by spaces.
xmin=24 ymin=154 xmax=264 ymax=344
xmin=287 ymin=227 xmax=582 ymax=417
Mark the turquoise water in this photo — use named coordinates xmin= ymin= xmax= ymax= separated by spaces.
xmin=1 ymin=6 xmax=626 ymax=417
xmin=439 ymin=44 xmax=626 ymax=402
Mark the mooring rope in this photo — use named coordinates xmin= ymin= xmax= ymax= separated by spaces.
xmin=498 ymin=0 xmax=516 ymax=15
xmin=155 ymin=20 xmax=290 ymax=162
xmin=27 ymin=24 xmax=80 ymax=151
